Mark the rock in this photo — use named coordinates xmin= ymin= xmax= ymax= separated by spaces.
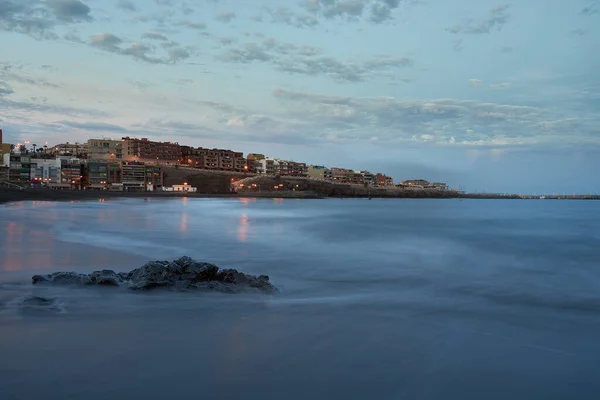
xmin=32 ymin=272 xmax=91 ymax=285
xmin=20 ymin=295 xmax=61 ymax=313
xmin=31 ymin=257 xmax=278 ymax=294
xmin=22 ymin=296 xmax=55 ymax=307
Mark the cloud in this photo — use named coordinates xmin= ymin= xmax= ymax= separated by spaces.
xmin=452 ymin=39 xmax=464 ymax=52
xmin=142 ymin=32 xmax=169 ymax=41
xmin=90 ymin=33 xmax=122 ymax=52
xmin=89 ymin=33 xmax=190 ymax=64
xmin=469 ymin=79 xmax=482 ymax=87
xmin=183 ymin=21 xmax=207 ymax=30
xmin=216 ymin=37 xmax=236 ymax=45
xmin=0 ymin=80 xmax=14 ymax=97
xmin=53 ymin=120 xmax=130 ymax=132
xmin=302 ymin=0 xmax=405 ymax=24
xmin=46 ymin=0 xmax=91 ymax=22
xmin=569 ymin=28 xmax=587 ymax=36
xmin=0 ymin=0 xmax=91 ymax=39
xmin=265 ymin=7 xmax=319 ymax=28
xmin=500 ymin=46 xmax=513 ymax=53
xmin=271 ymin=88 xmax=598 ymax=147
xmin=116 ymin=0 xmax=137 ymax=12
xmin=216 ymin=38 xmax=413 ymax=83
xmin=216 ymin=11 xmax=236 ymax=23
xmin=448 ymin=5 xmax=510 ymax=35
xmin=130 ymin=80 xmax=153 ymax=90
xmin=167 ymin=47 xmax=191 ymax=62
xmin=489 ymin=82 xmax=512 ymax=89
xmin=0 ymin=62 xmax=61 ymax=88
xmin=581 ymin=0 xmax=599 ymax=15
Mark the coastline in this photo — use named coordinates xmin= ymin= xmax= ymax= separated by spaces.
xmin=1 ymin=188 xmax=598 ymax=205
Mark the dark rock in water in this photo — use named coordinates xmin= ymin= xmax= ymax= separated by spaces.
xmin=89 ymin=270 xmax=122 ymax=287
xmin=32 ymin=272 xmax=91 ymax=285
xmin=31 ymin=256 xmax=278 ymax=294
xmin=22 ymin=296 xmax=55 ymax=307
xmin=20 ymin=295 xmax=61 ymax=313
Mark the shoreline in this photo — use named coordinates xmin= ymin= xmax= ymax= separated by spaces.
xmin=0 ymin=188 xmax=598 ymax=205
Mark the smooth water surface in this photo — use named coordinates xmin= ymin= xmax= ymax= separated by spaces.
xmin=1 ymin=198 xmax=599 ymax=399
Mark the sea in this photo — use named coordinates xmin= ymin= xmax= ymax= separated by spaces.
xmin=0 ymin=197 xmax=599 ymax=400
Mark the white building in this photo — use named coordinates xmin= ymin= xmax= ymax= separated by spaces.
xmin=172 ymin=184 xmax=197 ymax=192
xmin=30 ymin=158 xmax=61 ymax=184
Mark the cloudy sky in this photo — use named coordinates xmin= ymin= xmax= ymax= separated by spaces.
xmin=1 ymin=0 xmax=599 ymax=192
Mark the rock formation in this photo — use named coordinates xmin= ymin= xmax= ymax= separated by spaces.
xmin=32 ymin=256 xmax=277 ymax=294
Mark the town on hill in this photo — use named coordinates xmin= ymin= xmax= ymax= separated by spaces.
xmin=0 ymin=130 xmax=449 ymax=195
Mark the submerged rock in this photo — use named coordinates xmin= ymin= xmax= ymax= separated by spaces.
xmin=19 ymin=295 xmax=62 ymax=314
xmin=32 ymin=256 xmax=277 ymax=294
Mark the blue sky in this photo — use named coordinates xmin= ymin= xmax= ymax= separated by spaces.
xmin=1 ymin=0 xmax=599 ymax=193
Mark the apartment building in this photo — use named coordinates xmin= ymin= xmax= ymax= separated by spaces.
xmin=330 ymin=168 xmax=353 ymax=183
xmin=400 ymin=179 xmax=429 ymax=188
xmin=308 ymin=165 xmax=333 ymax=181
xmin=85 ymin=161 xmax=163 ymax=190
xmin=121 ymin=162 xmax=163 ymax=191
xmin=197 ymin=148 xmax=219 ymax=170
xmin=376 ymin=173 xmax=394 ymax=187
xmin=0 ymin=129 xmax=10 ymax=158
xmin=194 ymin=147 xmax=247 ymax=172
xmin=55 ymin=142 xmax=88 ymax=157
xmin=360 ymin=171 xmax=376 ymax=186
xmin=247 ymin=153 xmax=265 ymax=173
xmin=286 ymin=161 xmax=308 ymax=177
xmin=87 ymin=161 xmax=109 ymax=186
xmin=60 ymin=158 xmax=83 ymax=186
xmin=5 ymin=154 xmax=31 ymax=182
xmin=88 ymin=139 xmax=123 ymax=161
xmin=122 ymin=137 xmax=181 ymax=164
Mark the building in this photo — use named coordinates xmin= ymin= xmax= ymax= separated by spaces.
xmin=0 ymin=129 xmax=10 ymax=158
xmin=376 ymin=173 xmax=394 ymax=187
xmin=197 ymin=148 xmax=219 ymax=170
xmin=330 ymin=168 xmax=351 ymax=183
xmin=286 ymin=161 xmax=308 ymax=177
xmin=87 ymin=161 xmax=110 ymax=188
xmin=60 ymin=158 xmax=84 ymax=188
xmin=54 ymin=142 xmax=88 ymax=157
xmin=431 ymin=182 xmax=447 ymax=191
xmin=193 ymin=147 xmax=247 ymax=172
xmin=247 ymin=153 xmax=265 ymax=173
xmin=88 ymin=139 xmax=123 ymax=161
xmin=122 ymin=137 xmax=181 ymax=164
xmin=170 ymin=184 xmax=197 ymax=192
xmin=120 ymin=162 xmax=163 ymax=191
xmin=85 ymin=161 xmax=163 ymax=191
xmin=401 ymin=179 xmax=429 ymax=188
xmin=308 ymin=165 xmax=332 ymax=181
xmin=360 ymin=171 xmax=376 ymax=186
xmin=29 ymin=158 xmax=62 ymax=184
xmin=5 ymin=154 xmax=31 ymax=182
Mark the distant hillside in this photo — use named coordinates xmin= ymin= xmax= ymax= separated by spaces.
xmin=163 ymin=167 xmax=250 ymax=194
xmin=233 ymin=175 xmax=459 ymax=198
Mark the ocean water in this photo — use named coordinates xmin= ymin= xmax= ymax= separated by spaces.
xmin=0 ymin=198 xmax=599 ymax=399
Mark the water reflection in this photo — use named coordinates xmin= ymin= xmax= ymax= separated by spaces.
xmin=181 ymin=212 xmax=188 ymax=234
xmin=2 ymin=221 xmax=55 ymax=271
xmin=238 ymin=213 xmax=248 ymax=242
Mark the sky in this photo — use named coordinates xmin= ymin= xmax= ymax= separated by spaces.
xmin=0 ymin=0 xmax=599 ymax=193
